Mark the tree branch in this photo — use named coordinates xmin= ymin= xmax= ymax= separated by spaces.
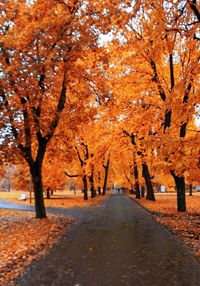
xmin=189 ymin=0 xmax=200 ymax=22
xmin=150 ymin=59 xmax=166 ymax=101
xmin=64 ymin=171 xmax=79 ymax=178
xmin=44 ymin=58 xmax=69 ymax=143
xmin=75 ymin=146 xmax=84 ymax=166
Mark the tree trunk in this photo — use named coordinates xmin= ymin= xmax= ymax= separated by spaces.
xmin=46 ymin=188 xmax=51 ymax=199
xmin=98 ymin=186 xmax=101 ymax=195
xmin=97 ymin=172 xmax=101 ymax=195
xmin=30 ymin=164 xmax=46 ymax=218
xmin=134 ymin=160 xmax=140 ymax=199
xmin=141 ymin=186 xmax=145 ymax=198
xmin=102 ymin=158 xmax=110 ymax=196
xmin=82 ymin=175 xmax=88 ymax=200
xmin=142 ymin=163 xmax=155 ymax=201
xmin=171 ymin=171 xmax=186 ymax=212
xmin=89 ymin=172 xmax=96 ymax=198
xmin=189 ymin=184 xmax=193 ymax=196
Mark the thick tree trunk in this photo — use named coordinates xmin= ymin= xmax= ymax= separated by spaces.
xmin=82 ymin=175 xmax=88 ymax=200
xmin=30 ymin=164 xmax=46 ymax=218
xmin=102 ymin=158 xmax=110 ymax=195
xmin=171 ymin=171 xmax=186 ymax=212
xmin=134 ymin=160 xmax=140 ymax=199
xmin=142 ymin=163 xmax=155 ymax=201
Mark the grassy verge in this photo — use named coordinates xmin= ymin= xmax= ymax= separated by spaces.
xmin=0 ymin=191 xmax=110 ymax=208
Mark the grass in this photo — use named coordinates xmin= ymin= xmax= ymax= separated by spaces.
xmin=0 ymin=191 xmax=23 ymax=200
xmin=0 ymin=190 xmax=110 ymax=208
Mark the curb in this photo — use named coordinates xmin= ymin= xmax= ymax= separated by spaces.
xmin=126 ymin=194 xmax=155 ymax=215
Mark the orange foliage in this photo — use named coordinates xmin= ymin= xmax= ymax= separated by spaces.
xmin=1 ymin=0 xmax=199 ymax=215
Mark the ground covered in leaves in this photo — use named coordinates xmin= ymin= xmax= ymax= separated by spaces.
xmin=0 ymin=191 xmax=109 ymax=209
xmin=135 ymin=193 xmax=200 ymax=263
xmin=0 ymin=210 xmax=74 ymax=286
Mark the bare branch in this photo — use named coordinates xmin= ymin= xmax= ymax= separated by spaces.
xmin=64 ymin=171 xmax=79 ymax=178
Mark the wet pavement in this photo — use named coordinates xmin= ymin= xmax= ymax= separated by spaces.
xmin=11 ymin=193 xmax=200 ymax=286
xmin=0 ymin=200 xmax=34 ymax=211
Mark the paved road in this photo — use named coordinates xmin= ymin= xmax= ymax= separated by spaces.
xmin=14 ymin=194 xmax=200 ymax=286
xmin=0 ymin=199 xmax=96 ymax=219
xmin=0 ymin=200 xmax=35 ymax=211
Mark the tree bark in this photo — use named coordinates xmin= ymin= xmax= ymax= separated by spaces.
xmin=97 ymin=172 xmax=101 ymax=195
xmin=171 ymin=171 xmax=186 ymax=212
xmin=82 ymin=175 xmax=88 ymax=200
xmin=89 ymin=171 xmax=96 ymax=198
xmin=98 ymin=186 xmax=101 ymax=195
xmin=189 ymin=184 xmax=193 ymax=196
xmin=46 ymin=188 xmax=51 ymax=199
xmin=141 ymin=186 xmax=145 ymax=198
xmin=142 ymin=163 xmax=155 ymax=201
xmin=133 ymin=160 xmax=140 ymax=199
xmin=30 ymin=164 xmax=46 ymax=218
xmin=102 ymin=158 xmax=110 ymax=195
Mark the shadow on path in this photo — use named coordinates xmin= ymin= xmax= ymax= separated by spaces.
xmin=0 ymin=199 xmax=101 ymax=219
xmin=12 ymin=194 xmax=200 ymax=286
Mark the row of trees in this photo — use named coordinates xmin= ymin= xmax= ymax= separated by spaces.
xmin=0 ymin=0 xmax=199 ymax=217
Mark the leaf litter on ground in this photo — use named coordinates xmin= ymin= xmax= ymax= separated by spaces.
xmin=134 ymin=193 xmax=200 ymax=263
xmin=0 ymin=210 xmax=74 ymax=286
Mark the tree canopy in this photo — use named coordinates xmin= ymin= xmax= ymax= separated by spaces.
xmin=1 ymin=0 xmax=199 ymax=217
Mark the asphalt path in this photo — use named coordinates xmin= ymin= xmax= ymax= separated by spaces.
xmin=3 ymin=194 xmax=200 ymax=286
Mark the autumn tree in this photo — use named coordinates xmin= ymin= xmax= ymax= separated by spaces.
xmin=104 ymin=0 xmax=200 ymax=210
xmin=137 ymin=0 xmax=200 ymax=211
xmin=0 ymin=0 xmax=104 ymax=217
